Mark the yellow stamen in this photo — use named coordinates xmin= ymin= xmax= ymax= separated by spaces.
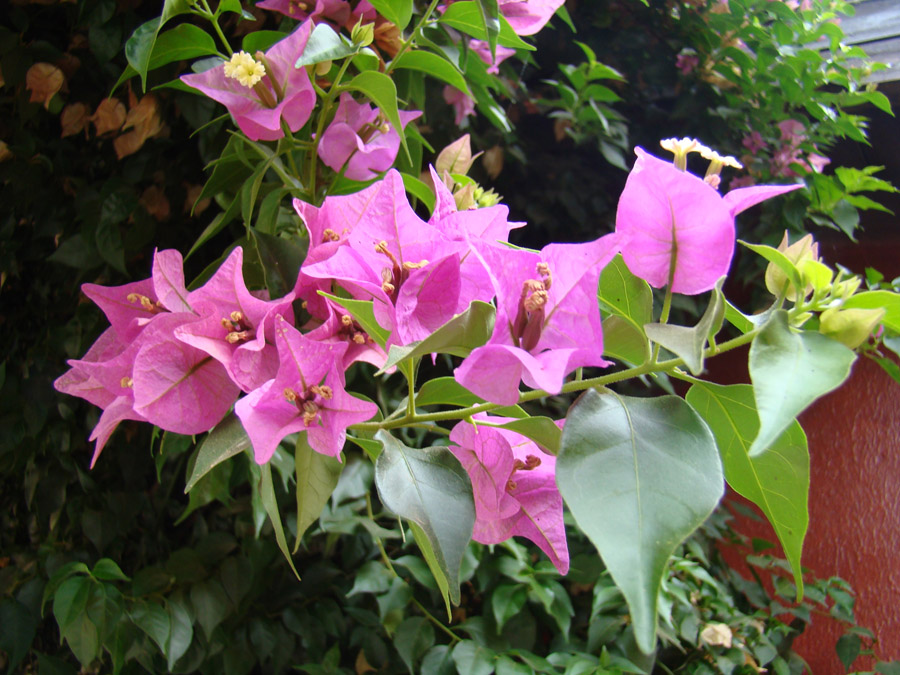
xmin=223 ymin=51 xmax=266 ymax=88
xmin=120 ymin=376 xmax=133 ymax=388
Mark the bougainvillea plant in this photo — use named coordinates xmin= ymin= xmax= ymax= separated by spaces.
xmin=52 ymin=0 xmax=900 ymax=668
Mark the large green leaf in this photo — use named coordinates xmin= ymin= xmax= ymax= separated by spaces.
xmin=117 ymin=24 xmax=218 ymax=92
xmin=391 ymin=51 xmax=471 ymax=96
xmin=185 ymin=414 xmax=249 ymax=493
xmin=557 ymin=390 xmax=723 ymax=654
xmin=685 ymin=382 xmax=809 ymax=595
xmin=293 ymin=433 xmax=343 ymax=551
xmin=380 ymin=300 xmax=495 ymax=372
xmin=124 ymin=0 xmax=194 ymax=91
xmin=368 ymin=0 xmax=414 ymax=30
xmin=414 ymin=377 xmax=526 ymax=417
xmin=374 ymin=431 xmax=475 ymax=608
xmin=644 ymin=277 xmax=725 ymax=375
xmin=748 ymin=311 xmax=855 ymax=457
xmin=439 ymin=1 xmax=535 ymax=51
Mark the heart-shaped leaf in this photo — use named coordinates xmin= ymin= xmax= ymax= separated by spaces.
xmin=557 ymin=389 xmax=723 ymax=654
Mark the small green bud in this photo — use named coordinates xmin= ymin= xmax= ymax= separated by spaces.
xmin=314 ymin=60 xmax=332 ymax=76
xmin=474 ymin=186 xmax=501 ymax=208
xmin=834 ymin=276 xmax=862 ymax=299
xmin=351 ymin=21 xmax=375 ymax=47
xmin=820 ymin=307 xmax=885 ymax=349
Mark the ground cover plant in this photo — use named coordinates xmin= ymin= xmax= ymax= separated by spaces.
xmin=2 ymin=0 xmax=900 ymax=672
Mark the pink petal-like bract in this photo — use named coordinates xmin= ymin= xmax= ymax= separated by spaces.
xmin=454 ymin=235 xmax=620 ymax=404
xmin=615 ymin=147 xmax=801 ymax=295
xmin=180 ymin=22 xmax=316 ymax=141
xmin=450 ymin=417 xmax=569 ymax=573
xmin=318 ymin=92 xmax=421 ymax=181
xmin=499 ymin=0 xmax=564 ymax=35
xmin=235 ymin=316 xmax=377 ymax=464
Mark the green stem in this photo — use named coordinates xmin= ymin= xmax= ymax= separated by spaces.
xmin=385 ymin=0 xmax=442 ymax=74
xmin=198 ymin=0 xmax=233 ymax=55
xmin=279 ymin=120 xmax=301 ymax=178
xmin=651 ymin=266 xmax=676 ymax=364
xmin=349 ymin=328 xmax=759 ymax=434
xmin=307 ymin=57 xmax=355 ymax=203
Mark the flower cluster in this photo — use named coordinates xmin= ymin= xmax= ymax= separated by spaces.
xmin=58 ymin=139 xmax=801 ymax=570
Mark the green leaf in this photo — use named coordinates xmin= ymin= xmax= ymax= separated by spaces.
xmin=439 ymin=1 xmax=535 ymax=50
xmin=91 ymin=559 xmax=130 ymax=582
xmin=318 ymin=292 xmax=391 ymax=347
xmin=242 ymin=30 xmax=287 ymax=54
xmin=185 ymin=414 xmax=249 ymax=493
xmin=368 ymin=0 xmax=414 ymax=30
xmin=293 ymin=432 xmax=342 ymax=550
xmin=130 ymin=600 xmax=170 ymax=655
xmin=259 ymin=463 xmax=301 ymax=580
xmin=842 ymin=290 xmax=900 ymax=333
xmin=190 ymin=580 xmax=230 ymax=641
xmin=295 ymin=23 xmax=357 ymax=67
xmin=0 ymin=600 xmax=37 ymax=671
xmin=124 ymin=19 xmax=160 ymax=92
xmin=43 ymin=562 xmax=91 ymax=611
xmin=599 ymin=254 xmax=653 ymax=325
xmin=253 ymin=229 xmax=308 ymax=299
xmin=391 ymin=51 xmax=471 ymax=96
xmin=724 ymin=299 xmax=756 ymax=334
xmin=602 ymin=316 xmax=650 ymax=365
xmin=166 ymin=595 xmax=193 ymax=671
xmin=451 ymin=640 xmax=496 ymax=675
xmin=492 ymin=585 xmax=526 ymax=631
xmin=644 ymin=277 xmax=725 ymax=375
xmin=380 ymin=300 xmax=495 ymax=372
xmin=748 ymin=311 xmax=856 ymax=457
xmin=401 ymin=172 xmax=437 ymax=214
xmin=374 ymin=432 xmax=475 ymax=608
xmin=117 ymin=24 xmax=218 ymax=92
xmin=599 ymin=254 xmax=653 ymax=364
xmin=557 ymin=390 xmax=723 ymax=654
xmin=344 ymin=70 xmax=409 ymax=159
xmin=476 ymin=416 xmax=561 ymax=455
xmin=685 ymin=382 xmax=808 ymax=595
xmin=475 ymin=0 xmax=501 ymax=59
xmin=394 ymin=616 xmax=435 ymax=672
xmin=836 ymin=633 xmax=861 ymax=670
xmin=52 ymin=576 xmax=92 ymax=638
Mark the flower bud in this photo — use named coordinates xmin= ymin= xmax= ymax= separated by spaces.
xmin=765 ymin=232 xmax=819 ymax=300
xmin=351 ymin=21 xmax=375 ymax=48
xmin=820 ymin=307 xmax=885 ymax=349
xmin=315 ymin=60 xmax=332 ymax=76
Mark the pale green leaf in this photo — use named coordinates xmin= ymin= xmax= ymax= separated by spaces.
xmin=185 ymin=414 xmax=249 ymax=493
xmin=557 ymin=390 xmax=723 ymax=654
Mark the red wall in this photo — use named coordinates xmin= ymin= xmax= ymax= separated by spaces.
xmin=715 ymin=354 xmax=900 ymax=672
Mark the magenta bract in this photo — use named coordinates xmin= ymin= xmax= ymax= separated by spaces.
xmin=180 ymin=22 xmax=316 ymax=142
xmin=450 ymin=417 xmax=569 ymax=574
xmin=615 ymin=147 xmax=802 ymax=295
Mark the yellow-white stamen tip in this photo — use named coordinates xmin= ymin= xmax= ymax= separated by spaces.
xmin=659 ymin=137 xmax=709 ymax=156
xmin=700 ymin=147 xmax=743 ymax=169
xmin=224 ymin=51 xmax=266 ymax=88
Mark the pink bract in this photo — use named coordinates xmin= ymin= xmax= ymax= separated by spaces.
xmin=454 ymin=234 xmax=620 ymax=405
xmin=317 ymin=92 xmax=421 ymax=181
xmin=615 ymin=147 xmax=802 ymax=295
xmin=256 ymin=0 xmax=350 ymax=23
xmin=499 ymin=0 xmax=565 ymax=35
xmin=234 ymin=316 xmax=377 ymax=463
xmin=180 ymin=22 xmax=316 ymax=142
xmin=450 ymin=417 xmax=569 ymax=574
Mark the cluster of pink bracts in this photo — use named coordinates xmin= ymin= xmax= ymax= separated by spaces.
xmin=56 ymin=148 xmax=799 ymax=575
